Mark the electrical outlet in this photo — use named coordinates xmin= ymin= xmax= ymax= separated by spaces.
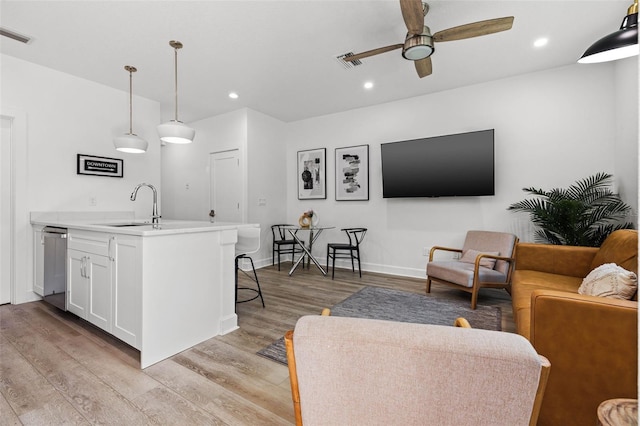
xmin=89 ymin=196 xmax=97 ymax=206
xmin=453 ymin=252 xmax=461 ymax=259
xmin=422 ymin=247 xmax=430 ymax=257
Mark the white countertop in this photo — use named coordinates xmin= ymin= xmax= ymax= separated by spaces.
xmin=30 ymin=211 xmax=255 ymax=236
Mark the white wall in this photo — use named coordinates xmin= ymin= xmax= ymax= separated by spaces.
xmin=162 ymin=108 xmax=287 ymax=265
xmin=614 ymin=56 xmax=639 ymax=216
xmin=161 ymin=108 xmax=248 ymax=221
xmin=1 ymin=54 xmax=161 ymax=303
xmin=284 ymin=62 xmax=637 ymax=277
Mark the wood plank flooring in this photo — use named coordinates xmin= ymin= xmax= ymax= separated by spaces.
xmin=0 ymin=264 xmax=514 ymax=425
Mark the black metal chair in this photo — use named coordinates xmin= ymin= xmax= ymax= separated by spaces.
xmin=271 ymin=224 xmax=305 ymax=271
xmin=326 ymin=228 xmax=367 ymax=280
xmin=235 ymin=226 xmax=264 ymax=307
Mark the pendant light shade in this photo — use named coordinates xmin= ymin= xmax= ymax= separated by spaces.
xmin=114 ymin=65 xmax=148 ymax=153
xmin=157 ymin=40 xmax=195 ymax=144
xmin=578 ymin=1 xmax=638 ymax=64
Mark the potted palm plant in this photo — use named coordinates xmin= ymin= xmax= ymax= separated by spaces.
xmin=508 ymin=172 xmax=634 ymax=247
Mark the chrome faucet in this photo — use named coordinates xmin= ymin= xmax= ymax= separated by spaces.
xmin=130 ymin=183 xmax=160 ymax=225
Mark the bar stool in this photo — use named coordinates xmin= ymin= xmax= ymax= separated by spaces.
xmin=235 ymin=226 xmax=265 ymax=307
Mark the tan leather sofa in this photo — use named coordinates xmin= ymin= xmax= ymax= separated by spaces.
xmin=511 ymin=229 xmax=638 ymax=426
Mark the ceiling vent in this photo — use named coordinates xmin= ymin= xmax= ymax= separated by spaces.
xmin=336 ymin=52 xmax=363 ymax=69
xmin=0 ymin=27 xmax=32 ymax=44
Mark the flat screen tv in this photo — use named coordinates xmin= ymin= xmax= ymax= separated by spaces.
xmin=381 ymin=129 xmax=495 ymax=198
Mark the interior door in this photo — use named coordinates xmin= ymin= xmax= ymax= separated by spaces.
xmin=210 ymin=150 xmax=242 ymax=223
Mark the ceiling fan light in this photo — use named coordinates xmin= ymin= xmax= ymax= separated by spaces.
xmin=402 ymin=28 xmax=434 ymax=61
xmin=403 ymin=44 xmax=434 ymax=60
xmin=578 ymin=8 xmax=638 ymax=64
xmin=157 ymin=120 xmax=195 ymax=144
xmin=115 ymin=133 xmax=149 ymax=153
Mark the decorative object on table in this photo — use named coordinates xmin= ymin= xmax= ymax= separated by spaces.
xmin=257 ymin=286 xmax=502 ymax=366
xmin=326 ymin=227 xmax=367 ymax=279
xmin=578 ymin=0 xmax=638 ymax=64
xmin=297 ymin=148 xmax=326 ymax=200
xmin=208 ymin=210 xmax=215 ymax=222
xmin=77 ymin=154 xmax=123 ymax=178
xmin=335 ymin=144 xmax=369 ymax=201
xmin=157 ymin=40 xmax=195 ymax=145
xmin=114 ymin=65 xmax=148 ymax=153
xmin=298 ymin=209 xmax=317 ymax=228
xmin=507 ymin=172 xmax=634 ymax=247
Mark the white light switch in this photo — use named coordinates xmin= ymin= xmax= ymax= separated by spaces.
xmin=258 ymin=198 xmax=267 ymax=206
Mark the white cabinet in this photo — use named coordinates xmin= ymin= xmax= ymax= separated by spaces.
xmin=67 ymin=231 xmax=140 ymax=347
xmin=67 ymin=231 xmax=112 ymax=332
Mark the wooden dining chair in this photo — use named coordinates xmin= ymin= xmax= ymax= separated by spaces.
xmin=326 ymin=228 xmax=367 ymax=279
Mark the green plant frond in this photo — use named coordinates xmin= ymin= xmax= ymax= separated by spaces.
xmin=566 ymin=172 xmax=612 ymax=200
xmin=508 ymin=173 xmax=634 ymax=246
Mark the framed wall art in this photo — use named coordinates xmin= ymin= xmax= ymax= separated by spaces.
xmin=297 ymin=148 xmax=326 ymax=200
xmin=77 ymin=154 xmax=123 ymax=178
xmin=335 ymin=144 xmax=369 ymax=201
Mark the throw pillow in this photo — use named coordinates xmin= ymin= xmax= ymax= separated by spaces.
xmin=578 ymin=263 xmax=638 ymax=300
xmin=459 ymin=249 xmax=500 ymax=269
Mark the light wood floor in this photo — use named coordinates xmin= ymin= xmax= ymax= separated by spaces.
xmin=0 ymin=264 xmax=514 ymax=425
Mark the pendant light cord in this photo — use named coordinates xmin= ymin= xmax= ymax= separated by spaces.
xmin=174 ymin=46 xmax=179 ymax=121
xmin=129 ymin=68 xmax=133 ymax=134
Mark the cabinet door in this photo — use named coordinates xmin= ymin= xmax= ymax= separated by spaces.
xmin=33 ymin=227 xmax=44 ymax=296
xmin=86 ymin=254 xmax=112 ymax=332
xmin=111 ymin=235 xmax=141 ymax=349
xmin=67 ymin=248 xmax=88 ymax=319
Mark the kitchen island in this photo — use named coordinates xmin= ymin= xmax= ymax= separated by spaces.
xmin=32 ymin=212 xmax=250 ymax=368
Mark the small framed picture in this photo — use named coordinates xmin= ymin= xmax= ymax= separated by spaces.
xmin=77 ymin=154 xmax=123 ymax=178
xmin=297 ymin=148 xmax=326 ymax=200
xmin=335 ymin=145 xmax=369 ymax=201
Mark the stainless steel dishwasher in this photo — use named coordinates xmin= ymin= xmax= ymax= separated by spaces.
xmin=42 ymin=226 xmax=67 ymax=311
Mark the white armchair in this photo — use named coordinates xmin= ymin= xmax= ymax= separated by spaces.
xmin=284 ymin=315 xmax=550 ymax=426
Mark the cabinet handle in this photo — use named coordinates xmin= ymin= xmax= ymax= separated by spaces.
xmin=108 ymin=237 xmax=114 ymax=261
xmin=80 ymin=256 xmax=85 ymax=278
xmin=85 ymin=256 xmax=90 ymax=279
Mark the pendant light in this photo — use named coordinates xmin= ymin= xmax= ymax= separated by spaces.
xmin=157 ymin=40 xmax=195 ymax=144
xmin=578 ymin=0 xmax=638 ymax=64
xmin=114 ymin=65 xmax=148 ymax=153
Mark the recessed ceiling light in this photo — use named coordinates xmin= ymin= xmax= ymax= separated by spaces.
xmin=533 ymin=38 xmax=548 ymax=48
xmin=364 ymin=81 xmax=374 ymax=90
xmin=228 ymin=92 xmax=239 ymax=99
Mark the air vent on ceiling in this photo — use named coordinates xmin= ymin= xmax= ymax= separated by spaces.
xmin=0 ymin=27 xmax=32 ymax=44
xmin=336 ymin=52 xmax=362 ymax=69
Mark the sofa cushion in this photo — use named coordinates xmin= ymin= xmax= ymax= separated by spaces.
xmin=578 ymin=263 xmax=638 ymax=300
xmin=590 ymin=229 xmax=638 ymax=274
xmin=459 ymin=249 xmax=500 ymax=269
xmin=427 ymin=261 xmax=507 ymax=288
xmin=511 ymin=270 xmax=584 ymax=339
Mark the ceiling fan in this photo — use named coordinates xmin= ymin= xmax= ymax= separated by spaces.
xmin=343 ymin=0 xmax=514 ymax=78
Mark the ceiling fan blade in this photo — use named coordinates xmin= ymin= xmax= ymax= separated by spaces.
xmin=433 ymin=16 xmax=514 ymax=43
xmin=399 ymin=0 xmax=425 ymax=34
xmin=414 ymin=57 xmax=432 ymax=78
xmin=343 ymin=44 xmax=404 ymax=62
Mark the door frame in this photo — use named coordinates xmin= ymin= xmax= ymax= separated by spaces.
xmin=1 ymin=107 xmax=32 ymax=305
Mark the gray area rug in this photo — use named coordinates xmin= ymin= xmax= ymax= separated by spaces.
xmin=257 ymin=286 xmax=502 ymax=366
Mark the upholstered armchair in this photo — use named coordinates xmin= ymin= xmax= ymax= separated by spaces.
xmin=426 ymin=230 xmax=518 ymax=309
xmin=284 ymin=315 xmax=550 ymax=426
